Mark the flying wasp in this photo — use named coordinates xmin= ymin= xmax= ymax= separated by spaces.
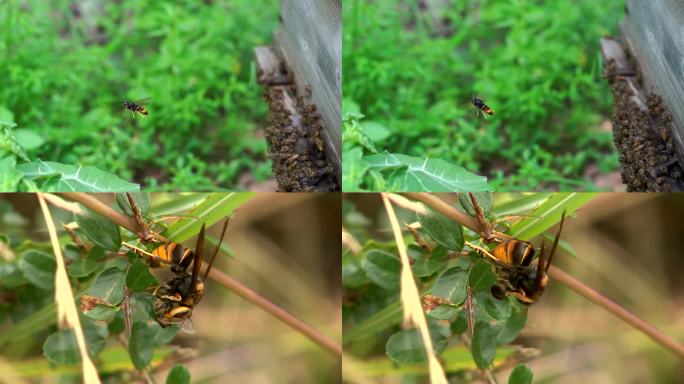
xmin=123 ymin=98 xmax=150 ymax=118
xmin=471 ymin=94 xmax=494 ymax=119
xmin=487 ymin=211 xmax=566 ymax=304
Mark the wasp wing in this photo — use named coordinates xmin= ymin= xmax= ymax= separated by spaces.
xmin=190 ymin=224 xmax=205 ymax=296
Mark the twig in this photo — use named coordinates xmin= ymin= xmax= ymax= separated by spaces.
xmin=401 ymin=192 xmax=684 ymax=359
xmin=58 ymin=193 xmax=341 ymax=357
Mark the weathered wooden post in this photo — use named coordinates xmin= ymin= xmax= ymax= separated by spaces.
xmin=255 ymin=0 xmax=341 ymax=192
xmin=601 ymin=0 xmax=684 ymax=191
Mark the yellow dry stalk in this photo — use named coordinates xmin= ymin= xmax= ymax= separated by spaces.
xmin=38 ymin=193 xmax=101 ymax=384
xmin=381 ymin=193 xmax=448 ymax=384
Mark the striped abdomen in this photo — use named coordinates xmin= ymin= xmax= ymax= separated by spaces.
xmin=492 ymin=240 xmax=535 ymax=267
xmin=151 ymin=243 xmax=195 ymax=271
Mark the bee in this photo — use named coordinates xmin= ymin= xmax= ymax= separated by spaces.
xmin=471 ymin=94 xmax=494 ymax=119
xmin=130 ymin=218 xmax=230 ymax=333
xmin=488 ymin=211 xmax=566 ymax=304
xmin=123 ymin=98 xmax=150 ymax=118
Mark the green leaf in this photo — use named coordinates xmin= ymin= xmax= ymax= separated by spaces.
xmin=0 ymin=263 xmax=28 ymax=288
xmin=126 ymin=259 xmax=158 ymax=292
xmin=76 ymin=209 xmax=121 ymax=251
xmin=468 ymin=260 xmax=497 ymax=292
xmin=426 ymin=305 xmax=459 ymax=320
xmin=117 ymin=192 xmax=151 ymax=217
xmin=342 ymin=148 xmax=370 ymax=191
xmin=342 ymin=253 xmax=371 ymax=288
xmin=471 ymin=321 xmax=499 ymax=369
xmin=385 ymin=326 xmax=448 ymax=364
xmin=417 ymin=208 xmax=464 ymax=251
xmin=166 ymin=365 xmax=191 ymax=384
xmin=343 ymin=117 xmax=378 ymax=153
xmin=509 ymin=193 xmax=596 ymax=240
xmin=0 ymin=156 xmax=23 ymax=191
xmin=0 ymin=124 xmax=30 ymax=161
xmin=459 ymin=192 xmax=493 ymax=217
xmin=508 ymin=364 xmax=533 ymax=384
xmin=83 ymin=305 xmax=119 ymax=321
xmin=164 ymin=193 xmax=254 ymax=243
xmin=431 ymin=266 xmax=469 ymax=304
xmin=129 ymin=321 xmax=156 ymax=369
xmin=361 ymin=121 xmax=390 ymax=143
xmin=18 ymin=250 xmax=55 ymax=290
xmin=361 ymin=250 xmax=401 ymax=289
xmin=16 ymin=161 xmax=139 ymax=192
xmin=88 ymin=267 xmax=126 ymax=306
xmin=42 ymin=323 xmax=106 ymax=364
xmin=43 ymin=329 xmax=81 ymax=364
xmin=13 ymin=129 xmax=45 ymax=151
xmin=496 ymin=298 xmax=528 ymax=345
xmin=476 ymin=291 xmax=511 ymax=321
xmin=363 ymin=151 xmax=491 ymax=192
xmin=410 ymin=245 xmax=447 ymax=277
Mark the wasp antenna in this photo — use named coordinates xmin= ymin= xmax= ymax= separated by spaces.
xmin=202 ymin=217 xmax=230 ymax=281
xmin=545 ymin=210 xmax=566 ymax=273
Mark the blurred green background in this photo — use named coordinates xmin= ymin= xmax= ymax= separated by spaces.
xmin=343 ymin=0 xmax=625 ymax=191
xmin=0 ymin=0 xmax=278 ymax=190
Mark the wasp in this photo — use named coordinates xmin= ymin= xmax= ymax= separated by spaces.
xmin=123 ymin=98 xmax=150 ymax=118
xmin=487 ymin=211 xmax=566 ymax=304
xmin=471 ymin=94 xmax=494 ymax=119
xmin=149 ymin=218 xmax=230 ymax=332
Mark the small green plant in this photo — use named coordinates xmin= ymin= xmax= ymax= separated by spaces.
xmin=342 ymin=192 xmax=593 ymax=382
xmin=343 ymin=101 xmax=492 ymax=192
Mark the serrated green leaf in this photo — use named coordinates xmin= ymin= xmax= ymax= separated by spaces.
xmin=475 ymin=291 xmax=511 ymax=321
xmin=471 ymin=321 xmax=499 ymax=369
xmin=468 ymin=260 xmax=497 ymax=291
xmin=18 ymin=250 xmax=55 ymax=290
xmin=89 ymin=267 xmax=126 ymax=306
xmin=166 ymin=365 xmax=191 ymax=384
xmin=361 ymin=250 xmax=401 ymax=289
xmin=508 ymin=364 xmax=533 ymax=384
xmin=418 ymin=208 xmax=464 ymax=251
xmin=16 ymin=160 xmax=139 ymax=192
xmin=126 ymin=259 xmax=158 ymax=292
xmin=76 ymin=209 xmax=121 ymax=251
xmin=363 ymin=151 xmax=492 ymax=192
xmin=431 ymin=266 xmax=469 ymax=304
xmin=129 ymin=321 xmax=156 ymax=369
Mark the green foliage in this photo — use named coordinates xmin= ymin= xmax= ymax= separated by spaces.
xmin=343 ymin=110 xmax=492 ymax=191
xmin=0 ymin=121 xmax=140 ymax=191
xmin=0 ymin=193 xmax=253 ymax=380
xmin=343 ymin=193 xmax=593 ymax=379
xmin=0 ymin=0 xmax=278 ymax=190
xmin=167 ymin=365 xmax=191 ymax=384
xmin=344 ymin=0 xmax=623 ymax=191
xmin=509 ymin=364 xmax=534 ymax=384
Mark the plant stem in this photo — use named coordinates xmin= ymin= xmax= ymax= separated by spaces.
xmin=58 ymin=192 xmax=341 ymax=357
xmin=402 ymin=192 xmax=684 ymax=359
